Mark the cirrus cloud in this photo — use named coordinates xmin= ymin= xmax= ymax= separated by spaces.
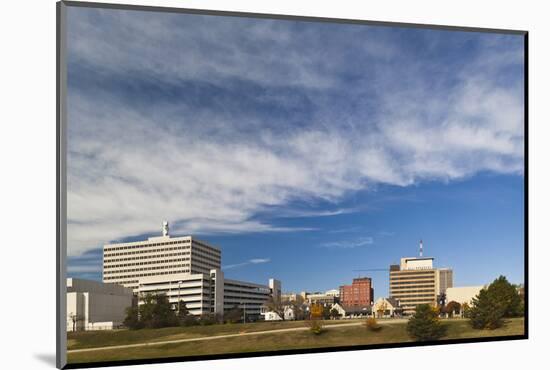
xmin=66 ymin=7 xmax=524 ymax=257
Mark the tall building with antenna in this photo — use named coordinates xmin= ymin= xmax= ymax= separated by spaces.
xmin=102 ymin=222 xmax=281 ymax=319
xmin=389 ymin=240 xmax=453 ymax=315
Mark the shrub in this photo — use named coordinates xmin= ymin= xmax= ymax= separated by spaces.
xmin=406 ymin=304 xmax=447 ymax=341
xmin=198 ymin=313 xmax=221 ymax=326
xmin=445 ymin=301 xmax=462 ymax=317
xmin=224 ymin=305 xmax=243 ymax=324
xmin=365 ymin=317 xmax=382 ymax=332
xmin=180 ymin=315 xmax=198 ymax=327
xmin=306 ymin=318 xmax=324 ymax=335
xmin=329 ymin=308 xmax=341 ymax=320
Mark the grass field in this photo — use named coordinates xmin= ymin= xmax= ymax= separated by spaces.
xmin=67 ymin=318 xmax=524 ymax=364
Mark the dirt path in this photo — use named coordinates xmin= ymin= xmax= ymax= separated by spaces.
xmin=68 ymin=319 xmax=408 ymax=354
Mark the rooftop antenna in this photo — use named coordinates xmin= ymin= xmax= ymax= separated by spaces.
xmin=162 ymin=221 xmax=169 ymax=237
xmin=419 ymin=239 xmax=423 ymax=257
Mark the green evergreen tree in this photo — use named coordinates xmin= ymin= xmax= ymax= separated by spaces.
xmin=469 ymin=276 xmax=522 ymax=329
xmin=177 ymin=300 xmax=190 ymax=320
xmin=469 ymin=289 xmax=505 ymax=329
xmin=123 ymin=305 xmax=142 ymax=330
xmin=138 ymin=293 xmax=156 ymax=328
xmin=406 ymin=304 xmax=447 ymax=341
xmin=488 ymin=276 xmax=522 ymax=317
xmin=322 ymin=305 xmax=332 ymax=320
xmin=151 ymin=293 xmax=179 ymax=328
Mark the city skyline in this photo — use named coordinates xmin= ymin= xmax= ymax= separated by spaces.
xmin=69 ymin=170 xmax=524 ymax=298
xmin=66 ymin=7 xmax=525 ymax=300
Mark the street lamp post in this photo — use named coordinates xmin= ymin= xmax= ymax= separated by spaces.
xmin=178 ymin=281 xmax=182 ymax=314
xmin=241 ymin=301 xmax=246 ymax=324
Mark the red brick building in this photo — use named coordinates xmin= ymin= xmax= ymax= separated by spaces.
xmin=339 ymin=277 xmax=374 ymax=306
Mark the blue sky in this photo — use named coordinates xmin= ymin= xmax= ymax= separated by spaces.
xmin=66 ymin=7 xmax=525 ymax=298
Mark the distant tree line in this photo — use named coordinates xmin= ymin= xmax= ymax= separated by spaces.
xmin=123 ymin=293 xmax=226 ymax=330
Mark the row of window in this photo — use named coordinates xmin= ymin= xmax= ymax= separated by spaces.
xmin=192 ymin=247 xmax=221 ymax=259
xmin=224 ymin=295 xmax=269 ymax=301
xmin=113 ymin=279 xmax=139 ymax=286
xmin=192 ymin=241 xmax=221 ymax=255
xmin=224 ymin=289 xmax=271 ymax=297
xmin=390 ymin=280 xmax=436 ymax=285
xmin=104 ymin=264 xmax=190 ymax=275
xmin=390 ymin=277 xmax=436 ymax=283
xmin=139 ymin=289 xmax=208 ymax=297
xmin=105 ymin=240 xmax=191 ymax=252
xmin=141 ymin=278 xmax=207 ymax=287
xmin=104 ymin=245 xmax=191 ymax=258
xmin=390 ymin=285 xmax=435 ymax=291
xmin=104 ymin=269 xmax=190 ymax=280
xmin=391 ymin=294 xmax=436 ymax=300
xmin=191 ymin=256 xmax=221 ymax=267
xmin=390 ymin=271 xmax=435 ymax=277
xmin=390 ymin=289 xmax=436 ymax=294
xmin=104 ymin=251 xmax=191 ymax=263
xmin=104 ymin=257 xmax=191 ymax=270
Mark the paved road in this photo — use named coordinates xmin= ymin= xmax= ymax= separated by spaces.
xmin=68 ymin=319 xmax=408 ymax=354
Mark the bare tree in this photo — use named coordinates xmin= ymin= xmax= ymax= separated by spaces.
xmin=68 ymin=312 xmax=84 ymax=332
xmin=264 ymin=296 xmax=285 ymax=320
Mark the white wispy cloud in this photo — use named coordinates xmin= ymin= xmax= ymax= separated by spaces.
xmin=223 ymin=258 xmax=271 ymax=270
xmin=65 ymin=9 xmax=524 ymax=257
xmin=320 ymin=237 xmax=374 ymax=249
xmin=268 ymin=207 xmax=358 ymax=218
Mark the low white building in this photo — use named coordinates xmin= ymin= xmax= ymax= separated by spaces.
xmin=330 ymin=302 xmax=372 ymax=318
xmin=446 ymin=286 xmax=485 ymax=306
xmin=66 ymin=278 xmax=133 ymax=331
xmin=260 ymin=306 xmax=295 ymax=321
xmin=136 ymin=269 xmax=279 ymax=320
xmin=372 ymin=297 xmax=402 ymax=318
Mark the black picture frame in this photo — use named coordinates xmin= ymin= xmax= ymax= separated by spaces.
xmin=56 ymin=1 xmax=528 ymax=368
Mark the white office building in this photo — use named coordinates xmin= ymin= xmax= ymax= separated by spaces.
xmin=66 ymin=278 xmax=133 ymax=331
xmin=113 ymin=222 xmax=282 ymax=319
xmin=103 ymin=222 xmax=221 ymax=291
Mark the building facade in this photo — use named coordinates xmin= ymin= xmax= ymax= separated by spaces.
xmin=66 ymin=278 xmax=133 ymax=331
xmin=339 ymin=277 xmax=374 ymax=307
xmin=224 ymin=277 xmax=276 ymax=319
xmin=389 ymin=257 xmax=453 ymax=315
xmin=446 ymin=286 xmax=485 ymax=306
xmin=103 ymin=224 xmax=221 ymax=291
xmin=102 ymin=222 xmax=281 ymax=320
xmin=260 ymin=306 xmax=296 ymax=321
xmin=305 ymin=292 xmax=337 ymax=305
xmin=330 ymin=302 xmax=372 ymax=318
xmin=372 ymin=297 xmax=402 ymax=318
xmin=136 ymin=270 xmax=275 ymax=320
